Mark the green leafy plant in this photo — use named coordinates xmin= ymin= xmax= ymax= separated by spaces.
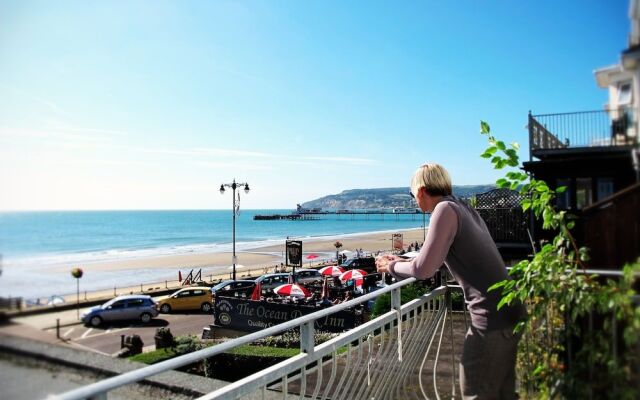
xmin=479 ymin=121 xmax=639 ymax=399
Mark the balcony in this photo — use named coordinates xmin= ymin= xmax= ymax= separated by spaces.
xmin=528 ymin=108 xmax=637 ymax=160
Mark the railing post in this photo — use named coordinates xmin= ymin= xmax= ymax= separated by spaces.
xmin=300 ymin=321 xmax=315 ymax=356
xmin=528 ymin=110 xmax=533 ymax=161
xmin=446 ymin=284 xmax=456 ymax=398
xmin=391 ymin=287 xmax=402 ymax=361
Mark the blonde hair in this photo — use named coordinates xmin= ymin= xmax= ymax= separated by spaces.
xmin=411 ymin=163 xmax=452 ymax=197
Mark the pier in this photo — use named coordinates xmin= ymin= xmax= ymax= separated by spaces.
xmin=253 ymin=209 xmax=424 ymax=221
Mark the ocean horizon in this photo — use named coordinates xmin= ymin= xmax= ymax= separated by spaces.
xmin=0 ymin=209 xmax=429 ymax=299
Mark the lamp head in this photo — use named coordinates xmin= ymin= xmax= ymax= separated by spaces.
xmin=219 ymin=184 xmax=225 ymax=195
xmin=244 ymin=183 xmax=250 ymax=194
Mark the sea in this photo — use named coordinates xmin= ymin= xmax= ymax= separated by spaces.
xmin=0 ymin=209 xmax=429 ymax=300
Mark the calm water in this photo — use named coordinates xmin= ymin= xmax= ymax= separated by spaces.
xmin=0 ymin=209 xmax=428 ymax=299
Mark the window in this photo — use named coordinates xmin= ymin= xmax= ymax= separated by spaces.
xmin=178 ymin=291 xmax=192 ymax=298
xmin=618 ymin=82 xmax=632 ymax=105
xmin=127 ymin=299 xmax=144 ymax=307
xmin=110 ymin=301 xmax=126 ymax=309
xmin=596 ymin=178 xmax=614 ymax=201
xmin=576 ymin=178 xmax=593 ymax=209
xmin=556 ymin=179 xmax=571 ymax=210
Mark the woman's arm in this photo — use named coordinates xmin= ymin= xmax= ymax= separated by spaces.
xmin=389 ymin=201 xmax=458 ymax=280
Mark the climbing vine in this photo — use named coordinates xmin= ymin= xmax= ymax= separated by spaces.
xmin=479 ymin=121 xmax=639 ymax=399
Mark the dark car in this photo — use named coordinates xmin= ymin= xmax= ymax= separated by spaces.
xmin=81 ymin=295 xmax=159 ymax=327
xmin=340 ymin=257 xmax=376 ymax=273
xmin=294 ymin=269 xmax=323 ymax=285
xmin=254 ymin=273 xmax=291 ymax=291
xmin=211 ymin=280 xmax=256 ymax=300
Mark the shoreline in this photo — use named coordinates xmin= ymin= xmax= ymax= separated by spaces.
xmin=53 ymin=226 xmax=427 ymax=273
xmin=2 ymin=227 xmax=427 ymax=300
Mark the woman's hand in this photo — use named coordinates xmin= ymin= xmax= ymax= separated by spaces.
xmin=376 ymin=254 xmax=399 ymax=273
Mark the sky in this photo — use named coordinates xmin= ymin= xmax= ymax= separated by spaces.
xmin=0 ymin=0 xmax=630 ymax=210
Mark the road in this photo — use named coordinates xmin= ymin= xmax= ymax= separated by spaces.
xmin=46 ymin=312 xmax=214 ymax=355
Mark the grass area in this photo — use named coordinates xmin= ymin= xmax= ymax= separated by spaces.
xmin=129 ymin=348 xmax=177 ymax=364
xmin=229 ymin=344 xmax=299 ymax=358
xmin=129 ymin=344 xmax=299 ymax=365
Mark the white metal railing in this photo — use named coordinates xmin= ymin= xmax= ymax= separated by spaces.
xmin=49 ymin=278 xmax=461 ymax=400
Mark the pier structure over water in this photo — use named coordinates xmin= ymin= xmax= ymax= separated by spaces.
xmin=253 ymin=209 xmax=424 ymax=221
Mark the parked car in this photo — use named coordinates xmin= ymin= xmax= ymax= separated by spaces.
xmin=81 ymin=295 xmax=159 ymax=327
xmin=294 ymin=269 xmax=323 ymax=285
xmin=254 ymin=273 xmax=291 ymax=291
xmin=340 ymin=257 xmax=376 ymax=273
xmin=156 ymin=286 xmax=214 ymax=313
xmin=211 ymin=280 xmax=256 ymax=300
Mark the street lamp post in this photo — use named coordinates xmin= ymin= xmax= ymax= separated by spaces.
xmin=220 ymin=180 xmax=250 ymax=281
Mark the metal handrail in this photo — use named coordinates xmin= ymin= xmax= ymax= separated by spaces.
xmin=50 ymin=277 xmax=446 ymax=400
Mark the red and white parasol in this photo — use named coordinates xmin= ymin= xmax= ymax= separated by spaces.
xmin=250 ymin=282 xmax=262 ymax=301
xmin=273 ymin=283 xmax=312 ymax=298
xmin=319 ymin=265 xmax=345 ymax=277
xmin=339 ymin=269 xmax=367 ymax=282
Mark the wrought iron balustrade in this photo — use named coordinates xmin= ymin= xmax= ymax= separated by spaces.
xmin=528 ymin=108 xmax=637 ymax=158
xmin=50 ymin=279 xmax=465 ymax=400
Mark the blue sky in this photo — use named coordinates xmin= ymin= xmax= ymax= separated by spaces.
xmin=0 ymin=1 xmax=629 ymax=210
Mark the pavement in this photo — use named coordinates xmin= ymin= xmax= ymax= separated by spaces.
xmin=0 ymin=313 xmax=294 ymax=400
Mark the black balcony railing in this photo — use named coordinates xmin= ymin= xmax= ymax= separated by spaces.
xmin=528 ymin=108 xmax=637 ymax=158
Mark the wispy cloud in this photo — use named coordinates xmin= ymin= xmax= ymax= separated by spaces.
xmin=192 ymin=160 xmax=274 ymax=171
xmin=0 ymin=127 xmax=114 ymax=144
xmin=1 ymin=85 xmax=73 ymax=119
xmin=300 ymin=156 xmax=377 ymax=165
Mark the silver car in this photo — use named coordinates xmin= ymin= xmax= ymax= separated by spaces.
xmin=254 ymin=273 xmax=291 ymax=291
xmin=81 ymin=295 xmax=159 ymax=327
xmin=294 ymin=269 xmax=323 ymax=285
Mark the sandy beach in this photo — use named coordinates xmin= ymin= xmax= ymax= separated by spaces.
xmin=52 ymin=227 xmax=427 ymax=274
xmin=21 ymin=227 xmax=427 ymax=303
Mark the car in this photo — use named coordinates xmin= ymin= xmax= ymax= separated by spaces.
xmin=294 ymin=269 xmax=323 ymax=285
xmin=211 ymin=280 xmax=256 ymax=300
xmin=340 ymin=257 xmax=376 ymax=273
xmin=156 ymin=286 xmax=214 ymax=313
xmin=254 ymin=273 xmax=292 ymax=291
xmin=81 ymin=295 xmax=159 ymax=327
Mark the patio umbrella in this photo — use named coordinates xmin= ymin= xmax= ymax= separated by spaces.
xmin=321 ymin=277 xmax=329 ymax=299
xmin=319 ymin=265 xmax=345 ymax=277
xmin=250 ymin=282 xmax=261 ymax=301
xmin=339 ymin=269 xmax=367 ymax=282
xmin=274 ymin=283 xmax=312 ymax=298
xmin=306 ymin=254 xmax=319 ymax=260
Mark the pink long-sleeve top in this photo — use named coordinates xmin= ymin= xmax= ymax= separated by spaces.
xmin=389 ymin=196 xmax=525 ymax=330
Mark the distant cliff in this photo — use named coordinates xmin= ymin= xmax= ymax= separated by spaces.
xmin=301 ymin=185 xmax=495 ymax=210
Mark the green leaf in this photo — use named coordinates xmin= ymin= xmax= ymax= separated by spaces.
xmin=497 ymin=292 xmax=515 ymax=310
xmin=486 ymin=146 xmax=497 ymax=155
xmin=488 ymin=280 xmax=508 ymax=292
xmin=496 ymin=141 xmax=506 ymax=150
xmin=556 ymin=185 xmax=567 ymax=193
xmin=505 ymin=149 xmax=517 ymax=158
xmin=496 ymin=178 xmax=509 ymax=188
xmin=480 ymin=121 xmax=491 ymax=134
xmin=522 ymin=199 xmax=532 ymax=211
xmin=480 ymin=152 xmax=493 ymax=158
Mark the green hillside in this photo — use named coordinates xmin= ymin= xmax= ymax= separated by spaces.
xmin=301 ymin=185 xmax=495 ymax=210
